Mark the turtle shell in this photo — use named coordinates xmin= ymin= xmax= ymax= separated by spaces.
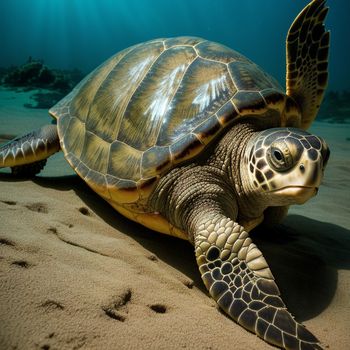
xmin=49 ymin=36 xmax=300 ymax=208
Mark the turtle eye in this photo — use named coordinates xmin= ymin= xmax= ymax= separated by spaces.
xmin=273 ymin=149 xmax=283 ymax=161
xmin=267 ymin=142 xmax=293 ymax=172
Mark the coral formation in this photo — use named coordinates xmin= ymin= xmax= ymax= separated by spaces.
xmin=0 ymin=57 xmax=84 ymax=108
xmin=2 ymin=57 xmax=83 ymax=92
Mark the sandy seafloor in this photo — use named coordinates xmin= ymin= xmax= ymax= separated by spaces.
xmin=0 ymin=86 xmax=349 ymax=350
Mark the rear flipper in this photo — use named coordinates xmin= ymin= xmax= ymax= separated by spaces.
xmin=0 ymin=124 xmax=60 ymax=177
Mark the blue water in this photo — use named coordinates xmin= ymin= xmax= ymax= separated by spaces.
xmin=0 ymin=0 xmax=349 ymax=90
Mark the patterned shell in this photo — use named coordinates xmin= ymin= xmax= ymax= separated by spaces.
xmin=50 ymin=36 xmax=299 ymax=205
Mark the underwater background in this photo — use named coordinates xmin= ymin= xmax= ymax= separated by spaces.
xmin=0 ymin=0 xmax=349 ymax=91
xmin=0 ymin=0 xmax=349 ymax=194
xmin=0 ymin=0 xmax=350 ymax=176
xmin=0 ymin=0 xmax=349 ymax=202
xmin=0 ymin=2 xmax=350 ymax=349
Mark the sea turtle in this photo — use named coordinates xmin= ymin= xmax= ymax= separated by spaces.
xmin=0 ymin=0 xmax=330 ymax=349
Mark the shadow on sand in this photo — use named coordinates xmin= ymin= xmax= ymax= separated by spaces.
xmin=2 ymin=172 xmax=349 ymax=323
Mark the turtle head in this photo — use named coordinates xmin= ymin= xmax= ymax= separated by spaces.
xmin=243 ymin=128 xmax=330 ymax=205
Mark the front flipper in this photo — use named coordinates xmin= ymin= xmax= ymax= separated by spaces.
xmin=286 ymin=0 xmax=330 ymax=130
xmin=0 ymin=124 xmax=60 ymax=176
xmin=194 ymin=215 xmax=321 ymax=350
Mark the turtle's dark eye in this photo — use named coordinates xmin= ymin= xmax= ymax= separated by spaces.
xmin=267 ymin=143 xmax=293 ymax=172
xmin=273 ymin=150 xmax=283 ymax=161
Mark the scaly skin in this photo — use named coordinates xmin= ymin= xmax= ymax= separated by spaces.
xmin=150 ymin=122 xmax=328 ymax=349
xmin=194 ymin=214 xmax=321 ymax=350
